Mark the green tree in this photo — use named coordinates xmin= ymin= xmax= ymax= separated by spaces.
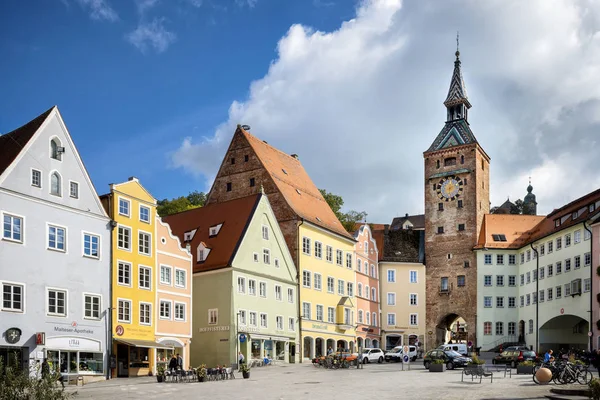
xmin=156 ymin=191 xmax=207 ymax=217
xmin=319 ymin=188 xmax=367 ymax=233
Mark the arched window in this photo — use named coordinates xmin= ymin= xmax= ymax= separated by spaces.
xmin=366 ymin=312 xmax=370 ymax=325
xmin=50 ymin=138 xmax=62 ymax=160
xmin=460 ymin=155 xmax=465 ymax=164
xmin=50 ymin=172 xmax=61 ymax=196
xmin=483 ymin=321 xmax=492 ymax=335
xmin=365 ymin=286 xmax=370 ymax=300
xmin=371 ymin=287 xmax=376 ymax=302
xmin=357 ymin=283 xmax=363 ymax=297
xmin=372 ymin=313 xmax=377 ymax=327
xmin=358 ymin=310 xmax=363 ymax=323
xmin=528 ymin=319 xmax=534 ymax=334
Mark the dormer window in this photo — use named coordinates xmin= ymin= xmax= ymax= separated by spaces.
xmin=50 ymin=172 xmax=61 ymax=196
xmin=50 ymin=138 xmax=63 ymax=161
xmin=197 ymin=242 xmax=211 ymax=262
xmin=209 ymin=223 xmax=223 ymax=237
xmin=183 ymin=229 xmax=197 ymax=242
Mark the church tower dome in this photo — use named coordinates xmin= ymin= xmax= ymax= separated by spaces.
xmin=523 ymin=179 xmax=537 ymax=215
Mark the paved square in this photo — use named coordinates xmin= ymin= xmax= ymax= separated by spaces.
xmin=67 ymin=362 xmax=567 ymax=400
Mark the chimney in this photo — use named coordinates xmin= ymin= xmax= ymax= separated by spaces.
xmin=291 ymin=154 xmax=299 ymax=159
xmin=128 ymin=176 xmax=138 ymax=182
xmin=384 ymin=224 xmax=390 ymax=235
xmin=263 ymin=140 xmax=268 ymax=144
xmin=405 ymin=213 xmax=409 ymax=217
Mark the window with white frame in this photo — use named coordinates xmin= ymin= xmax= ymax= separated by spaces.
xmin=276 ymin=316 xmax=283 ymax=330
xmin=175 ymin=303 xmax=185 ymax=321
xmin=326 ymin=246 xmax=333 ymax=262
xmin=371 ymin=287 xmax=376 ymax=301
xmin=387 ymin=293 xmax=396 ymax=305
xmin=160 ymin=301 xmax=171 ymax=319
xmin=520 ymin=253 xmax=525 ymax=263
xmin=484 ymin=296 xmax=492 ymax=308
xmin=526 ymin=272 xmax=531 ymax=283
xmin=138 ymin=231 xmax=151 ymax=255
xmin=316 ymin=305 xmax=324 ymax=321
xmin=496 ymin=322 xmax=504 ymax=335
xmin=508 ymin=297 xmax=516 ymax=308
xmin=248 ymin=279 xmax=256 ymax=295
xmin=48 ymin=225 xmax=66 ymax=251
xmin=410 ymin=293 xmax=417 ymax=306
xmin=508 ymin=322 xmax=516 ymax=335
xmin=496 ymin=254 xmax=504 ymax=264
xmin=139 ymin=205 xmax=150 ymax=223
xmin=209 ymin=309 xmax=218 ymax=325
xmin=347 ymin=282 xmax=353 ymax=297
xmin=585 ymin=229 xmax=591 ymax=240
xmin=565 ymin=258 xmax=571 ymax=272
xmin=47 ymin=289 xmax=67 ymax=316
xmin=565 ymin=234 xmax=571 ymax=247
xmin=313 ymin=273 xmax=322 ymax=290
xmin=273 ymin=258 xmax=279 ymax=268
xmin=238 ymin=310 xmax=246 ymax=325
xmin=275 ymin=285 xmax=282 ymax=301
xmin=69 ymin=181 xmax=79 ymax=198
xmin=364 ymin=241 xmax=368 ymax=254
xmin=585 ymin=252 xmax=592 ymax=266
xmin=302 ymin=271 xmax=311 ymax=288
xmin=387 ymin=269 xmax=395 ymax=282
xmin=508 ymin=254 xmax=516 ymax=265
xmin=547 ymin=288 xmax=553 ymax=301
xmin=529 ymin=319 xmax=533 ymax=334
xmin=253 ymin=253 xmax=259 ymax=262
xmin=287 ymin=288 xmax=294 ymax=303
xmin=83 ymin=233 xmax=99 ymax=258
xmin=118 ymin=198 xmax=130 ymax=216
xmin=409 ymin=313 xmax=418 ymax=326
xmin=484 ymin=275 xmax=492 ymax=286
xmin=263 ymin=248 xmax=270 ymax=264
xmin=410 ymin=271 xmax=417 ymax=283
xmin=50 ymin=172 xmax=61 ymax=196
xmin=357 ymin=259 xmax=362 ymax=272
xmin=556 ymin=237 xmax=562 ymax=250
xmin=175 ymin=269 xmax=186 ymax=287
xmin=575 ymin=256 xmax=581 ymax=269
xmin=366 ymin=311 xmax=370 ymax=325
xmin=84 ymin=294 xmax=100 ymax=319
xmin=484 ymin=254 xmax=492 ymax=264
xmin=31 ymin=169 xmax=41 ymax=187
xmin=289 ymin=317 xmax=295 ymax=331
xmin=314 ymin=242 xmax=322 ymax=259
xmin=365 ymin=285 xmax=369 ymax=300
xmin=387 ymin=313 xmax=396 ymax=326
xmin=118 ymin=299 xmax=131 ymax=322
xmin=327 ymin=277 xmax=334 ymax=293
xmin=3 ymin=214 xmax=23 ymax=242
xmin=540 ymin=244 xmax=545 ymax=256
xmin=249 ymin=312 xmax=257 ymax=326
xmin=346 ymin=253 xmax=352 ymax=269
xmin=483 ymin=322 xmax=492 ymax=335
xmin=508 ymin=275 xmax=516 ymax=286
xmin=526 ymin=250 xmax=531 ymax=261
xmin=302 ymin=237 xmax=311 ymax=255
xmin=338 ymin=279 xmax=345 ymax=295
xmin=262 ymin=225 xmax=269 ymax=240
xmin=118 ymin=262 xmax=131 ymax=286
xmin=496 ymin=275 xmax=504 ymax=286
xmin=585 ymin=278 xmax=591 ymax=292
xmin=336 ymin=250 xmax=343 ymax=266
xmin=260 ymin=313 xmax=267 ymax=328
xmin=259 ymin=282 xmax=266 ymax=297
xmin=117 ymin=226 xmax=131 ymax=250
xmin=358 ymin=310 xmax=364 ymax=323
xmin=139 ymin=302 xmax=151 ymax=325
xmin=520 ymin=296 xmax=524 ymax=307
xmin=496 ymin=296 xmax=504 ymax=308
xmin=539 ymin=290 xmax=545 ymax=302
xmin=357 ymin=283 xmax=363 ymax=297
xmin=556 ymin=286 xmax=562 ymax=298
xmin=302 ymin=302 xmax=311 ymax=319
xmin=2 ymin=283 xmax=23 ymax=312
xmin=327 ymin=307 xmax=334 ymax=323
xmin=371 ymin=265 xmax=376 ymax=278
xmin=556 ymin=261 xmax=562 ymax=274
xmin=540 ymin=267 xmax=545 ymax=279
xmin=373 ymin=313 xmax=377 ymax=327
xmin=526 ymin=294 xmax=531 ymax=305
xmin=160 ymin=265 xmax=172 ymax=285
xmin=574 ymin=230 xmax=581 ymax=244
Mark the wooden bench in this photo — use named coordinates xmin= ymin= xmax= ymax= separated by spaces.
xmin=461 ymin=365 xmax=493 ymax=383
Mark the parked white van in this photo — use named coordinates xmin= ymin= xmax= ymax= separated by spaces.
xmin=437 ymin=343 xmax=468 ymax=356
xmin=384 ymin=345 xmax=418 ymax=362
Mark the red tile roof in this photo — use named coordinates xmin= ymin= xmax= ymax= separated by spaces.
xmin=0 ymin=107 xmax=54 ymax=175
xmin=239 ymin=127 xmax=353 ymax=240
xmin=163 ymin=194 xmax=261 ymax=273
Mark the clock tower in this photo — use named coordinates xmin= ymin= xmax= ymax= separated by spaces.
xmin=423 ymin=48 xmax=490 ymax=350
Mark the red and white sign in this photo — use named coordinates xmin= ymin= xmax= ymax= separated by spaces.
xmin=560 ymin=308 xmax=564 ymax=315
xmin=36 ymin=332 xmax=45 ymax=345
xmin=115 ymin=325 xmax=124 ymax=336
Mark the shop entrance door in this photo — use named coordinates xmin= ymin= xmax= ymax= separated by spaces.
xmin=117 ymin=344 xmax=129 ymax=377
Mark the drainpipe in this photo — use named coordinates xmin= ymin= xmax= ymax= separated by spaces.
xmin=107 ymin=195 xmax=116 ymax=380
xmin=584 ymin=221 xmax=593 ymax=351
xmin=297 ymin=219 xmax=304 ymax=362
xmin=530 ymin=243 xmax=539 ymax=353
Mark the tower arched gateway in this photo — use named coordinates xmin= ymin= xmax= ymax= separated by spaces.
xmin=424 ymin=47 xmax=490 ymax=350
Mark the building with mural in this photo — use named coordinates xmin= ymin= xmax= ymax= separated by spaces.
xmin=165 ymin=192 xmax=298 ymax=367
xmin=354 ymin=224 xmax=381 ymax=349
xmin=204 ymin=126 xmax=357 ymax=361
xmin=0 ymin=107 xmax=111 ymax=382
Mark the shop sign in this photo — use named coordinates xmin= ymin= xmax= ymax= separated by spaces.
xmin=312 ymin=324 xmax=328 ymax=330
xmin=115 ymin=325 xmax=124 ymax=336
xmin=239 ymin=326 xmax=259 ymax=333
xmin=198 ymin=326 xmax=230 ymax=333
xmin=51 ymin=321 xmax=94 ymax=335
xmin=239 ymin=334 xmax=247 ymax=343
xmin=5 ymin=327 xmax=22 ymax=344
xmin=159 ymin=340 xmax=182 ymax=348
xmin=46 ymin=337 xmax=101 ymax=352
xmin=36 ymin=332 xmax=46 ymax=345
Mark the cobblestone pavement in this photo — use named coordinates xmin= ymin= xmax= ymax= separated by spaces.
xmin=66 ymin=362 xmax=574 ymax=400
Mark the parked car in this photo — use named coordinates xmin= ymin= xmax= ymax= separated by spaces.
xmin=384 ymin=346 xmax=418 ymax=362
xmin=337 ymin=351 xmax=358 ymax=363
xmin=503 ymin=346 xmax=529 ymax=352
xmin=492 ymin=350 xmax=537 ymax=368
xmin=361 ymin=348 xmax=384 ymax=363
xmin=423 ymin=349 xmax=472 ymax=370
xmin=437 ymin=343 xmax=468 ymax=356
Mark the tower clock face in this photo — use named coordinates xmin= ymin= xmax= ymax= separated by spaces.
xmin=436 ymin=176 xmax=463 ymax=201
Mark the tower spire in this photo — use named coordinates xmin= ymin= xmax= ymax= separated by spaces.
xmin=444 ymin=35 xmax=471 ymax=122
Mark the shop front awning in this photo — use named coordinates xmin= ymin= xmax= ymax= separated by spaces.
xmin=115 ymin=338 xmax=174 ymax=349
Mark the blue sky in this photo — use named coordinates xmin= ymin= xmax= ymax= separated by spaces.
xmin=0 ymin=0 xmax=357 ymax=200
xmin=2 ymin=0 xmax=600 ymax=221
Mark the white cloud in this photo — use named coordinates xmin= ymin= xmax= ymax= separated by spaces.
xmin=135 ymin=0 xmax=160 ymax=14
xmin=76 ymin=0 xmax=118 ymax=21
xmin=126 ymin=18 xmax=176 ymax=53
xmin=171 ymin=0 xmax=600 ymax=221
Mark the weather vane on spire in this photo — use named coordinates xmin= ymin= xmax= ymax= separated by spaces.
xmin=456 ymin=31 xmax=459 ymax=52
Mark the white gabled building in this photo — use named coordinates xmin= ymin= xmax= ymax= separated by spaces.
xmin=475 ymin=189 xmax=600 ymax=353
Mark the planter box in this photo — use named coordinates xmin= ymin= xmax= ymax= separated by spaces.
xmin=242 ymin=371 xmax=250 ymax=379
xmin=156 ymin=375 xmax=164 ymax=383
xmin=429 ymin=364 xmax=445 ymax=372
xmin=517 ymin=365 xmax=533 ymax=375
xmin=198 ymin=376 xmax=207 ymax=382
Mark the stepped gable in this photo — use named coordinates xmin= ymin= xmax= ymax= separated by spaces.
xmin=163 ymin=194 xmax=261 ymax=273
xmin=239 ymin=127 xmax=352 ymax=239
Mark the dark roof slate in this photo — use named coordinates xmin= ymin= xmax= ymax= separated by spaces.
xmin=381 ymin=228 xmax=424 ymax=263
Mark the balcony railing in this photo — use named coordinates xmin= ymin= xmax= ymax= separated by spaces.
xmin=439 ymin=283 xmax=453 ymax=295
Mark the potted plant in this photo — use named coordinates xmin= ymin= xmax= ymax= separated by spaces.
xmin=429 ymin=359 xmax=445 ymax=372
xmin=197 ymin=364 xmax=207 ymax=382
xmin=240 ymin=363 xmax=251 ymax=379
xmin=156 ymin=365 xmax=165 ymax=383
xmin=466 ymin=354 xmax=485 ymax=374
xmin=517 ymin=360 xmax=534 ymax=375
xmin=589 ymin=377 xmax=600 ymax=400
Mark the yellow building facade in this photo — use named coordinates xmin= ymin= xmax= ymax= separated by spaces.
xmin=101 ymin=178 xmax=165 ymax=377
xmin=299 ymin=222 xmax=357 ymax=359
